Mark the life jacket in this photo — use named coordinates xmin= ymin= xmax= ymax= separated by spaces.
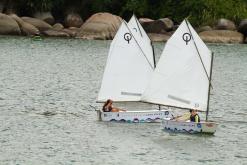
xmin=190 ymin=114 xmax=200 ymax=122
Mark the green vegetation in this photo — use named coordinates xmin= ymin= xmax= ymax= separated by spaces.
xmin=2 ymin=0 xmax=247 ymax=26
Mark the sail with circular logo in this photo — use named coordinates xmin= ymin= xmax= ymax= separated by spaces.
xmin=141 ymin=19 xmax=212 ymax=112
xmin=97 ymin=20 xmax=154 ymax=102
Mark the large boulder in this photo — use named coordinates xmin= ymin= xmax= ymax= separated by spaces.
xmin=141 ymin=18 xmax=173 ymax=33
xmin=21 ymin=16 xmax=52 ymax=32
xmin=139 ymin=18 xmax=154 ymax=25
xmin=199 ymin=30 xmax=244 ymax=43
xmin=43 ymin=29 xmax=70 ymax=37
xmin=197 ymin=26 xmax=212 ymax=33
xmin=34 ymin=12 xmax=55 ymax=25
xmin=238 ymin=19 xmax=247 ymax=36
xmin=215 ymin=18 xmax=236 ymax=30
xmin=159 ymin=18 xmax=174 ymax=31
xmin=0 ymin=13 xmax=21 ymax=35
xmin=147 ymin=33 xmax=172 ymax=42
xmin=10 ymin=14 xmax=40 ymax=36
xmin=77 ymin=12 xmax=122 ymax=40
xmin=64 ymin=13 xmax=83 ymax=28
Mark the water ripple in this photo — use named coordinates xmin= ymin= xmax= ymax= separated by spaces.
xmin=0 ymin=36 xmax=246 ymax=164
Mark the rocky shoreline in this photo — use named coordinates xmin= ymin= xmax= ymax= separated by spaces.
xmin=1 ymin=12 xmax=247 ymax=43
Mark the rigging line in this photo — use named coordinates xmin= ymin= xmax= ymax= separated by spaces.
xmin=124 ymin=21 xmax=155 ymax=70
xmin=133 ymin=14 xmax=143 ymax=37
xmin=152 ymin=44 xmax=156 ymax=68
xmin=185 ymin=19 xmax=212 ymax=87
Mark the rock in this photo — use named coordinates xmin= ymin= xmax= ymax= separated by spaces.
xmin=53 ymin=23 xmax=64 ymax=31
xmin=9 ymin=14 xmax=40 ymax=36
xmin=34 ymin=12 xmax=55 ymax=25
xmin=69 ymin=27 xmax=80 ymax=32
xmin=215 ymin=18 xmax=236 ymax=30
xmin=238 ymin=19 xmax=247 ymax=36
xmin=64 ymin=13 xmax=83 ymax=28
xmin=139 ymin=18 xmax=154 ymax=25
xmin=199 ymin=30 xmax=244 ymax=43
xmin=197 ymin=26 xmax=212 ymax=33
xmin=77 ymin=12 xmax=122 ymax=40
xmin=141 ymin=18 xmax=173 ymax=34
xmin=147 ymin=33 xmax=172 ymax=42
xmin=172 ymin=24 xmax=179 ymax=31
xmin=43 ymin=29 xmax=70 ymax=37
xmin=61 ymin=28 xmax=77 ymax=37
xmin=0 ymin=13 xmax=21 ymax=35
xmin=159 ymin=18 xmax=174 ymax=31
xmin=21 ymin=16 xmax=52 ymax=32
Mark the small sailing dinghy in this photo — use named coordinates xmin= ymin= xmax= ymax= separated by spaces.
xmin=141 ymin=19 xmax=217 ymax=134
xmin=97 ymin=16 xmax=172 ymax=122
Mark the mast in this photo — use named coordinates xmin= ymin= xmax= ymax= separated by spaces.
xmin=151 ymin=42 xmax=161 ymax=110
xmin=206 ymin=52 xmax=214 ymax=121
xmin=152 ymin=44 xmax=156 ymax=68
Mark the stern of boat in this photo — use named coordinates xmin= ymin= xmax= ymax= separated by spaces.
xmin=162 ymin=118 xmax=217 ymax=134
xmin=201 ymin=121 xmax=217 ymax=134
xmin=97 ymin=110 xmax=102 ymax=121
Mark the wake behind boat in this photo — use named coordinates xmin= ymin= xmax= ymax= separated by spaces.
xmin=141 ymin=19 xmax=217 ymax=134
xmin=96 ymin=15 xmax=172 ymax=122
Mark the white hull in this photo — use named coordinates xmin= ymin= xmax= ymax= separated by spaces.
xmin=97 ymin=110 xmax=173 ymax=123
xmin=162 ymin=118 xmax=217 ymax=134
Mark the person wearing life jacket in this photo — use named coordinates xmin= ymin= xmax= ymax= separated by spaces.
xmin=190 ymin=109 xmax=200 ymax=123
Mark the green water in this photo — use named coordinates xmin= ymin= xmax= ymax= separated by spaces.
xmin=0 ymin=36 xmax=246 ymax=165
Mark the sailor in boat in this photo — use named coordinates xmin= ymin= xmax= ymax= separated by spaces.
xmin=172 ymin=109 xmax=200 ymax=123
xmin=102 ymin=99 xmax=126 ymax=112
xmin=189 ymin=109 xmax=200 ymax=123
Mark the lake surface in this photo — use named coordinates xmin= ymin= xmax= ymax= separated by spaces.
xmin=0 ymin=36 xmax=246 ymax=165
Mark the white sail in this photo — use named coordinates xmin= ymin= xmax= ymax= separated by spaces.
xmin=128 ymin=14 xmax=155 ymax=68
xmin=98 ymin=20 xmax=154 ymax=102
xmin=141 ymin=19 xmax=212 ymax=111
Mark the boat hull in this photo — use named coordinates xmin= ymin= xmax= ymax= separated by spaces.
xmin=162 ymin=118 xmax=217 ymax=134
xmin=97 ymin=110 xmax=173 ymax=123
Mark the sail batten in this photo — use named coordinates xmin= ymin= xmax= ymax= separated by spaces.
xmin=141 ymin=20 xmax=212 ymax=112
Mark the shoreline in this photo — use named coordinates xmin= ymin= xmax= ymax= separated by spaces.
xmin=1 ymin=34 xmax=245 ymax=46
xmin=0 ymin=12 xmax=246 ymax=44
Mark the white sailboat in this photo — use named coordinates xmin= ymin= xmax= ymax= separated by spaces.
xmin=141 ymin=19 xmax=217 ymax=134
xmin=97 ymin=16 xmax=172 ymax=122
